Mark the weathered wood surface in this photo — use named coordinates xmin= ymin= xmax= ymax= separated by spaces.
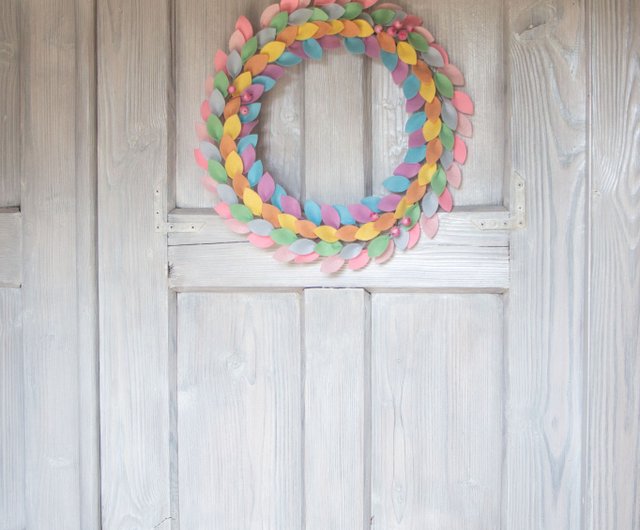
xmin=177 ymin=292 xmax=303 ymax=529
xmin=0 ymin=209 xmax=21 ymax=288
xmin=371 ymin=294 xmax=503 ymax=528
xmin=502 ymin=0 xmax=587 ymax=527
xmin=304 ymin=289 xmax=370 ymax=529
xmin=97 ymin=0 xmax=172 ymax=526
xmin=585 ymin=0 xmax=640 ymax=528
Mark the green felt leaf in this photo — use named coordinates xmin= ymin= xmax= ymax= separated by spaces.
xmin=214 ymin=71 xmax=229 ymax=97
xmin=435 ymin=72 xmax=454 ymax=98
xmin=269 ymin=12 xmax=289 ymax=33
xmin=310 ymin=7 xmax=329 ymax=21
xmin=367 ymin=235 xmax=390 ymax=258
xmin=408 ymin=31 xmax=430 ymax=52
xmin=405 ymin=203 xmax=420 ymax=226
xmin=271 ymin=228 xmax=298 ymax=245
xmin=370 ymin=9 xmax=395 ymax=25
xmin=207 ymin=115 xmax=223 ymax=142
xmin=431 ymin=166 xmax=447 ymax=196
xmin=208 ymin=159 xmax=227 ymax=183
xmin=342 ymin=2 xmax=363 ymax=20
xmin=439 ymin=123 xmax=454 ymax=151
xmin=230 ymin=204 xmax=253 ymax=222
xmin=314 ymin=241 xmax=343 ymax=256
xmin=241 ymin=37 xmax=258 ymax=62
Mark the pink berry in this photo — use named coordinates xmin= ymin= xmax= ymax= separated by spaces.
xmin=393 ymin=20 xmax=402 ymax=29
xmin=369 ymin=212 xmax=380 ymax=221
xmin=240 ymin=106 xmax=249 ymax=115
xmin=387 ymin=27 xmax=397 ymax=36
xmin=398 ymin=30 xmax=408 ymax=41
xmin=406 ymin=25 xmax=414 ymax=32
xmin=401 ymin=216 xmax=411 ymax=226
xmin=228 ymin=85 xmax=236 ymax=94
xmin=374 ymin=24 xmax=383 ymax=34
xmin=242 ymin=92 xmax=251 ymax=102
xmin=390 ymin=227 xmax=400 ymax=237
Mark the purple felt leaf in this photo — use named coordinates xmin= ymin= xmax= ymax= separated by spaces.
xmin=318 ymin=35 xmax=342 ymax=49
xmin=392 ymin=60 xmax=409 ymax=85
xmin=281 ymin=195 xmax=302 ymax=218
xmin=378 ymin=193 xmax=402 ymax=212
xmin=406 ymin=94 xmax=426 ymax=113
xmin=394 ymin=162 xmax=421 ymax=178
xmin=262 ymin=64 xmax=285 ymax=80
xmin=241 ymin=84 xmax=265 ymax=104
xmin=241 ymin=120 xmax=259 ymax=136
xmin=348 ymin=203 xmax=373 ymax=223
xmin=408 ymin=129 xmax=426 ymax=148
xmin=321 ymin=204 xmax=341 ymax=228
xmin=364 ymin=36 xmax=380 ymax=58
xmin=240 ymin=144 xmax=256 ymax=170
xmin=257 ymin=172 xmax=275 ymax=201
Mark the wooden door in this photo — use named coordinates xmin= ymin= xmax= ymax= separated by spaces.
xmin=1 ymin=0 xmax=639 ymax=529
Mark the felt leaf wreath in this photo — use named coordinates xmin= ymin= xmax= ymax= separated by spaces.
xmin=195 ymin=0 xmax=474 ymax=273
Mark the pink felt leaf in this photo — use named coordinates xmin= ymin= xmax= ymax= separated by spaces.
xmin=456 ymin=113 xmax=473 ymax=137
xmin=420 ymin=213 xmax=439 ymax=239
xmin=240 ymin=145 xmax=256 ymax=170
xmin=364 ymin=36 xmax=380 ymax=58
xmin=321 ymin=204 xmax=341 ymax=229
xmin=274 ymin=246 xmax=296 ymax=263
xmin=378 ymin=193 xmax=402 ymax=212
xmin=453 ymin=136 xmax=467 ymax=164
xmin=452 ymin=91 xmax=474 ymax=115
xmin=407 ymin=222 xmax=421 ymax=248
xmin=242 ymin=84 xmax=265 ymax=104
xmin=263 ymin=65 xmax=285 ymax=79
xmin=406 ymin=94 xmax=426 ymax=114
xmin=194 ymin=149 xmax=208 ymax=170
xmin=298 ymin=0 xmax=312 ymax=6
xmin=257 ymin=173 xmax=275 ymax=201
xmin=408 ymin=128 xmax=426 ymax=148
xmin=241 ymin=120 xmax=259 ymax=136
xmin=319 ymin=35 xmax=342 ymax=49
xmin=214 ymin=50 xmax=228 ymax=73
xmin=313 ymin=0 xmax=335 ymax=6
xmin=200 ymin=174 xmax=218 ymax=194
xmin=438 ymin=187 xmax=453 ymax=212
xmin=235 ymin=15 xmax=254 ymax=40
xmin=348 ymin=249 xmax=370 ymax=270
xmin=280 ymin=0 xmax=299 ymax=12
xmin=375 ymin=239 xmax=395 ymax=264
xmin=229 ymin=29 xmax=246 ymax=53
xmin=376 ymin=3 xmax=403 ymax=8
xmin=214 ymin=202 xmax=232 ymax=219
xmin=204 ymin=75 xmax=214 ymax=97
xmin=260 ymin=3 xmax=281 ymax=28
xmin=321 ymin=255 xmax=346 ymax=274
xmin=392 ymin=60 xmax=409 ymax=85
xmin=281 ymin=195 xmax=302 ymax=218
xmin=195 ymin=121 xmax=209 ymax=141
xmin=446 ymin=163 xmax=462 ymax=188
xmin=295 ymin=252 xmax=319 ymax=264
xmin=430 ymin=43 xmax=449 ymax=65
xmin=413 ymin=26 xmax=434 ymax=43
xmin=348 ymin=203 xmax=373 ymax=224
xmin=248 ymin=234 xmax=275 ymax=248
xmin=200 ymin=100 xmax=211 ymax=121
xmin=288 ymin=42 xmax=307 ymax=59
xmin=394 ymin=162 xmax=421 ymax=178
xmin=440 ymin=64 xmax=465 ymax=86
xmin=403 ymin=15 xmax=422 ymax=27
xmin=225 ymin=218 xmax=250 ymax=234
xmin=355 ymin=0 xmax=380 ymax=7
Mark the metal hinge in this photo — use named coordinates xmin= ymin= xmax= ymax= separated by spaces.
xmin=473 ymin=173 xmax=526 ymax=230
xmin=154 ymin=187 xmax=204 ymax=234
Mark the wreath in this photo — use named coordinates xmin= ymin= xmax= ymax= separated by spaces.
xmin=195 ymin=0 xmax=473 ymax=273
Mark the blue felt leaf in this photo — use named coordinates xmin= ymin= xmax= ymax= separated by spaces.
xmin=361 ymin=195 xmax=381 ymax=213
xmin=333 ymin=204 xmax=356 ymax=225
xmin=271 ymin=184 xmax=286 ymax=210
xmin=405 ymin=111 xmax=426 ymax=133
xmin=344 ymin=37 xmax=366 ymax=55
xmin=276 ymin=52 xmax=303 ymax=67
xmin=383 ymin=176 xmax=410 ymax=193
xmin=237 ymin=134 xmax=259 ymax=153
xmin=247 ymin=160 xmax=264 ymax=186
xmin=381 ymin=50 xmax=399 ymax=71
xmin=403 ymin=75 xmax=420 ymax=100
xmin=303 ymin=38 xmax=323 ymax=60
xmin=404 ymin=146 xmax=426 ymax=164
xmin=252 ymin=75 xmax=276 ymax=92
xmin=304 ymin=200 xmax=322 ymax=225
xmin=240 ymin=103 xmax=261 ymax=123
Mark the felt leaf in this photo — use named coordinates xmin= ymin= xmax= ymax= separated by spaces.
xmin=271 ymin=184 xmax=286 ymax=209
xmin=378 ymin=193 xmax=402 ymax=212
xmin=368 ymin=235 xmax=390 ymax=258
xmin=420 ymin=190 xmax=439 ymax=217
xmin=304 ymin=200 xmax=323 ymax=225
xmin=195 ymin=121 xmax=209 ymax=141
xmin=271 ymin=228 xmax=298 ymax=245
xmin=289 ymin=7 xmax=314 ymax=23
xmin=371 ymin=8 xmax=395 ymax=25
xmin=321 ymin=204 xmax=341 ymax=228
xmin=248 ymin=234 xmax=275 ymax=248
xmin=431 ymin=43 xmax=449 ymax=65
xmin=405 ymin=180 xmax=427 ymax=204
xmin=248 ymin=219 xmax=274 ymax=236
xmin=438 ymin=187 xmax=453 ymax=212
xmin=209 ymin=89 xmax=226 ymax=116
xmin=207 ymin=114 xmax=223 ymax=142
xmin=344 ymin=37 xmax=366 ymax=54
xmin=404 ymin=146 xmax=426 ymax=164
xmin=225 ymin=218 xmax=250 ymax=234
xmin=446 ymin=163 xmax=462 ymax=188
xmin=232 ymin=173 xmax=250 ymax=197
xmin=289 ymin=238 xmax=316 ymax=255
xmin=377 ymin=31 xmax=396 ymax=53
xmin=361 ymin=195 xmax=381 ymax=212
xmin=200 ymin=141 xmax=221 ymax=161
xmin=405 ymin=203 xmax=420 ymax=226
xmin=402 ymin=74 xmax=420 ymax=100
xmin=236 ymin=15 xmax=254 ymax=40
xmin=238 ymin=134 xmax=259 ymax=152
xmin=216 ymin=184 xmax=238 ymax=204
xmin=269 ymin=11 xmax=289 ymax=33
xmin=420 ymin=79 xmax=436 ymax=103
xmin=214 ymin=202 xmax=231 ymax=219
xmin=423 ymin=46 xmax=444 ymax=67
xmin=229 ymin=29 xmax=246 ymax=53
xmin=334 ymin=204 xmax=356 ymax=225
xmin=194 ymin=149 xmax=208 ymax=170
xmin=434 ymin=72 xmax=454 ymax=98
xmin=407 ymin=31 xmax=429 ymax=52
xmin=439 ymin=124 xmax=454 ymax=151
xmin=355 ymin=222 xmax=380 ymax=241
xmin=233 ymin=71 xmax=252 ymax=93
xmin=208 ymin=159 xmax=228 ymax=184
xmin=456 ymin=113 xmax=473 ymax=137
xmin=405 ymin=111 xmax=426 ymax=133
xmin=277 ymin=213 xmax=298 ymax=232
xmin=426 ymin=138 xmax=444 ymax=165
xmin=430 ymin=166 xmax=447 ymax=196
xmin=273 ymin=246 xmax=296 ymax=262
xmin=394 ymin=228 xmax=410 ymax=250
xmin=243 ymin=188 xmax=263 ymax=215
xmin=296 ymin=22 xmax=319 ymax=40
xmin=454 ymin=136 xmax=467 ymax=163
xmin=303 ymin=38 xmax=323 ymax=59
xmin=214 ymin=71 xmax=229 ymax=96
xmin=354 ymin=19 xmax=374 ymax=37
xmin=321 ymin=4 xmax=346 ymax=20
xmin=240 ymin=144 xmax=256 ymax=169
xmin=241 ymin=37 xmax=258 ymax=62
xmin=240 ymin=103 xmax=262 ymax=123
xmin=214 ymin=50 xmax=228 ymax=73
xmin=230 ymin=203 xmax=253 ymax=222
xmin=339 ymin=242 xmax=364 ymax=260
xmin=397 ymin=42 xmax=417 ymax=65
xmin=256 ymin=27 xmax=277 ymax=47
xmin=392 ymin=60 xmax=409 ymax=85
xmin=375 ymin=239 xmax=395 ymax=263
xmin=223 ymin=114 xmax=242 ymax=140
xmin=320 ymin=255 xmax=346 ymax=274
xmin=406 ymin=94 xmax=426 ymax=114
xmin=347 ymin=249 xmax=370 ymax=270
xmin=348 ymin=203 xmax=373 ymax=223
xmin=244 ymin=54 xmax=269 ymax=76
xmin=452 ymin=90 xmax=474 ymax=115
xmin=310 ymin=7 xmax=330 ymax=21
xmin=420 ymin=212 xmax=439 ymax=238
xmin=394 ymin=162 xmax=421 ymax=178
xmin=342 ymin=2 xmax=363 ymax=19
xmin=281 ymin=195 xmax=302 ymax=218
xmin=441 ymin=100 xmax=458 ymax=130
xmin=364 ymin=36 xmax=381 ymax=58
xmin=380 ymin=50 xmax=398 ymax=71
xmin=407 ymin=222 xmax=421 ymax=249
xmin=258 ymin=172 xmax=276 ymax=200
xmin=336 ymin=224 xmax=358 ymax=242
xmin=383 ymin=176 xmax=410 ymax=193
xmin=277 ymin=51 xmax=304 ymax=66
xmin=295 ymin=252 xmax=319 ymax=263
xmin=440 ymin=63 xmax=465 ymax=86
xmin=440 ymin=148 xmax=453 ymax=170
xmin=225 ymin=151 xmax=244 ymax=178
xmin=280 ymin=0 xmax=299 ymax=13
xmin=315 ymin=240 xmax=343 ymax=256
xmin=296 ymin=220 xmax=319 ymax=238
xmin=252 ymin=75 xmax=277 ymax=92
xmin=261 ymin=40 xmax=287 ymax=61
xmin=423 ymin=118 xmax=442 ymax=142
xmin=227 ymin=50 xmax=243 ymax=77
xmin=315 ymin=225 xmax=339 ymax=242
xmin=418 ymin=163 xmax=437 ymax=185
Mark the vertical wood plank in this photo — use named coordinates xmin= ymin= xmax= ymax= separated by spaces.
xmin=305 ymin=50 xmax=368 ymax=203
xmin=176 ymin=0 xmax=303 ymax=206
xmin=585 ymin=0 xmax=640 ymax=527
xmin=0 ymin=290 xmax=24 ymax=529
xmin=0 ymin=0 xmax=20 ymax=207
xmin=371 ymin=294 xmax=503 ymax=529
xmin=177 ymin=292 xmax=303 ymax=529
xmin=503 ymin=0 xmax=586 ymax=527
xmin=304 ymin=289 xmax=370 ymax=530
xmin=370 ymin=1 xmax=505 ymax=205
xmin=98 ymin=0 xmax=171 ymax=526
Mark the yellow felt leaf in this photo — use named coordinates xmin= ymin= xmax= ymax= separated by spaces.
xmin=394 ymin=197 xmax=408 ymax=219
xmin=422 ymin=118 xmax=442 ymax=142
xmin=355 ymin=222 xmax=380 ymax=241
xmin=397 ymin=41 xmax=418 ymax=65
xmin=327 ymin=20 xmax=344 ymax=35
xmin=223 ymin=114 xmax=242 ymax=140
xmin=277 ymin=213 xmax=299 ymax=233
xmin=418 ymin=163 xmax=437 ymax=185
xmin=233 ymin=71 xmax=252 ymax=94
xmin=296 ymin=22 xmax=319 ymax=40
xmin=243 ymin=188 xmax=263 ymax=215
xmin=261 ymin=40 xmax=286 ymax=62
xmin=314 ymin=225 xmax=339 ymax=243
xmin=225 ymin=151 xmax=243 ymax=178
xmin=354 ymin=19 xmax=374 ymax=38
xmin=420 ymin=79 xmax=436 ymax=103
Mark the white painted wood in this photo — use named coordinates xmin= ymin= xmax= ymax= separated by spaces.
xmin=304 ymin=289 xmax=370 ymax=530
xmin=97 ymin=0 xmax=172 ymax=526
xmin=371 ymin=293 xmax=503 ymax=528
xmin=0 ymin=209 xmax=21 ymax=288
xmin=585 ymin=1 xmax=640 ymax=528
xmin=0 ymin=289 xmax=24 ymax=529
xmin=177 ymin=292 xmax=303 ymax=529
xmin=502 ymin=0 xmax=586 ymax=527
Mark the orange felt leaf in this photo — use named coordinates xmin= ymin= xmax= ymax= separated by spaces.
xmin=425 ymin=97 xmax=441 ymax=121
xmin=262 ymin=204 xmax=281 ymax=227
xmin=244 ymin=53 xmax=269 ymax=76
xmin=312 ymin=21 xmax=331 ymax=39
xmin=413 ymin=61 xmax=432 ymax=83
xmin=232 ymin=173 xmax=249 ymax=196
xmin=219 ymin=135 xmax=237 ymax=159
xmin=426 ymin=138 xmax=444 ymax=165
xmin=377 ymin=31 xmax=396 ymax=53
xmin=340 ymin=20 xmax=360 ymax=38
xmin=336 ymin=225 xmax=358 ymax=242
xmin=296 ymin=220 xmax=318 ymax=239
xmin=374 ymin=212 xmax=396 ymax=231
xmin=405 ymin=180 xmax=427 ymax=204
xmin=276 ymin=25 xmax=298 ymax=45
xmin=224 ymin=97 xmax=241 ymax=119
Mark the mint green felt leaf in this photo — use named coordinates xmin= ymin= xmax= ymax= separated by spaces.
xmin=368 ymin=235 xmax=390 ymax=258
xmin=207 ymin=115 xmax=223 ymax=142
xmin=407 ymin=32 xmax=430 ymax=52
xmin=230 ymin=204 xmax=253 ymax=222
xmin=315 ymin=241 xmax=343 ymax=256
xmin=310 ymin=7 xmax=329 ymax=21
xmin=271 ymin=228 xmax=298 ymax=245
xmin=342 ymin=2 xmax=363 ymax=19
xmin=435 ymin=72 xmax=454 ymax=99
xmin=439 ymin=123 xmax=454 ymax=151
xmin=269 ymin=12 xmax=289 ymax=33
xmin=208 ymin=159 xmax=227 ymax=183
xmin=371 ymin=9 xmax=395 ymax=25
xmin=214 ymin=71 xmax=229 ymax=97
xmin=405 ymin=203 xmax=420 ymax=226
xmin=241 ymin=37 xmax=258 ymax=62
xmin=431 ymin=166 xmax=447 ymax=196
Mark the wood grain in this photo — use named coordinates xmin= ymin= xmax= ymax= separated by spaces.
xmin=97 ymin=0 xmax=172 ymax=526
xmin=0 ymin=0 xmax=20 ymax=207
xmin=0 ymin=289 xmax=24 ymax=529
xmin=585 ymin=0 xmax=640 ymax=527
xmin=304 ymin=289 xmax=370 ymax=529
xmin=0 ymin=209 xmax=21 ymax=287
xmin=502 ymin=0 xmax=587 ymax=527
xmin=177 ymin=292 xmax=302 ymax=529
xmin=371 ymin=293 xmax=503 ymax=529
